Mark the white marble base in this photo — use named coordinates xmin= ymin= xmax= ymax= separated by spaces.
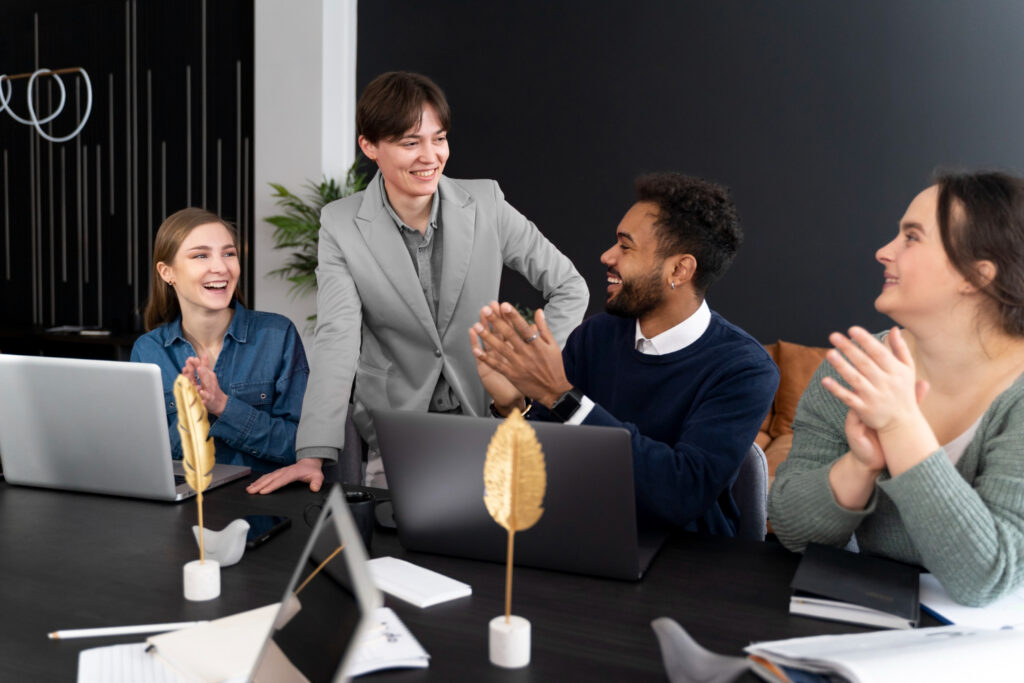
xmin=489 ymin=615 xmax=530 ymax=668
xmin=183 ymin=559 xmax=220 ymax=601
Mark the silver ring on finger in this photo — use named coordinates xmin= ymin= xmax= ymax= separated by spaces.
xmin=524 ymin=332 xmax=540 ymax=344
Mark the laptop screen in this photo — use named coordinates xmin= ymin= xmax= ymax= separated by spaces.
xmin=0 ymin=354 xmax=249 ymax=501
xmin=373 ymin=409 xmax=662 ymax=580
xmin=249 ymin=486 xmax=382 ymax=682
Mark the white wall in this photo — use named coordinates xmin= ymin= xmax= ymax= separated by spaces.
xmin=253 ymin=0 xmax=357 ymax=350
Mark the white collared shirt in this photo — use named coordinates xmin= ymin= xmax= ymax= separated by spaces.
xmin=566 ymin=300 xmax=711 ymax=424
xmin=634 ymin=300 xmax=711 ymax=355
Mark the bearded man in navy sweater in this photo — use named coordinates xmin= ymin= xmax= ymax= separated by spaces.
xmin=469 ymin=173 xmax=779 ymax=536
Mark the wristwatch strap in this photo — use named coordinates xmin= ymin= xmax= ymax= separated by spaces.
xmin=549 ymin=387 xmax=584 ymax=423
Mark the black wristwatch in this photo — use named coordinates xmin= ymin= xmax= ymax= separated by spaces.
xmin=549 ymin=387 xmax=584 ymax=423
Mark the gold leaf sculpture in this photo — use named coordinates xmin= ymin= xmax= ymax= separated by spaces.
xmin=174 ymin=374 xmax=216 ymax=563
xmin=483 ymin=408 xmax=547 ymax=622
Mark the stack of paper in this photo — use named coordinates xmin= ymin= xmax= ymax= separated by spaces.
xmin=367 ymin=557 xmax=472 ymax=607
xmin=746 ymin=626 xmax=1024 ymax=683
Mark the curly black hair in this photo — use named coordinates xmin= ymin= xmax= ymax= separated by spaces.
xmin=635 ymin=173 xmax=742 ymax=294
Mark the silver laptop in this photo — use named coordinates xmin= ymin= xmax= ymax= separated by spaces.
xmin=373 ymin=409 xmax=669 ymax=580
xmin=249 ymin=485 xmax=383 ymax=682
xmin=0 ymin=354 xmax=250 ymax=501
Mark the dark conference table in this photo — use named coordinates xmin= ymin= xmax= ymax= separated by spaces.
xmin=0 ymin=476 xmax=926 ymax=681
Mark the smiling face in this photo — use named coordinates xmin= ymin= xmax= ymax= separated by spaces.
xmin=158 ymin=221 xmax=240 ymax=317
xmin=874 ymin=185 xmax=970 ymax=324
xmin=359 ymin=104 xmax=449 ymax=207
xmin=600 ymin=201 xmax=672 ymax=319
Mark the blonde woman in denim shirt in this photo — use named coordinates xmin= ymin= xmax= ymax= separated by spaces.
xmin=131 ymin=208 xmax=309 ymax=473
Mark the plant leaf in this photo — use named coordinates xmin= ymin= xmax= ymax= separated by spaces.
xmin=264 ymin=157 xmax=371 ymax=298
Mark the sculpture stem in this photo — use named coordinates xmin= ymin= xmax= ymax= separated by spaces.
xmin=505 ymin=530 xmax=515 ymax=623
xmin=197 ymin=491 xmax=205 ymax=563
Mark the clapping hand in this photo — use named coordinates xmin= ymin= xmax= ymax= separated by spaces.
xmin=470 ymin=302 xmax=572 ymax=409
xmin=821 ymin=326 xmax=928 ymax=436
xmin=822 ymin=327 xmax=934 ymax=493
xmin=469 ymin=305 xmax=525 ymax=414
xmin=183 ymin=354 xmax=229 ymax=416
xmin=842 ymin=408 xmax=885 ymax=473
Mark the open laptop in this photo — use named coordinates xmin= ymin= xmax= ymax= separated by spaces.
xmin=249 ymin=485 xmax=383 ymax=682
xmin=0 ymin=354 xmax=250 ymax=501
xmin=373 ymin=409 xmax=669 ymax=580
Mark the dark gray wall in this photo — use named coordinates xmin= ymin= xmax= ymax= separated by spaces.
xmin=357 ymin=1 xmax=1024 ymax=346
xmin=1 ymin=0 xmax=254 ymax=333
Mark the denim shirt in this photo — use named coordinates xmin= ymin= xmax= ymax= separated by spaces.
xmin=130 ymin=302 xmax=309 ymax=473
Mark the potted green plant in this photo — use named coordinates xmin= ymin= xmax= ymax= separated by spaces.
xmin=266 ymin=158 xmax=370 ymax=324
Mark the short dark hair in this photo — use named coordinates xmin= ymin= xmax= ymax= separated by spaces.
xmin=356 ymin=71 xmax=452 ymax=143
xmin=936 ymin=170 xmax=1024 ymax=336
xmin=635 ymin=172 xmax=742 ymax=294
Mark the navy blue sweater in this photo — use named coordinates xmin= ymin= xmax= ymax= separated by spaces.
xmin=562 ymin=312 xmax=778 ymax=536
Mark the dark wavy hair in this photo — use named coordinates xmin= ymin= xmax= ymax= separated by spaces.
xmin=356 ymin=71 xmax=452 ymax=143
xmin=635 ymin=172 xmax=742 ymax=294
xmin=936 ymin=171 xmax=1024 ymax=336
xmin=143 ymin=207 xmax=244 ymax=331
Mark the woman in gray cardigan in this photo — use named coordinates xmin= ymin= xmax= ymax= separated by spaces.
xmin=769 ymin=171 xmax=1024 ymax=606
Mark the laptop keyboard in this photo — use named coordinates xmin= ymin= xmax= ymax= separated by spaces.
xmin=174 ymin=474 xmax=186 ymax=486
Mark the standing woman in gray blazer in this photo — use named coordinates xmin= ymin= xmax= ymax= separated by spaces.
xmin=248 ymin=71 xmax=588 ymax=493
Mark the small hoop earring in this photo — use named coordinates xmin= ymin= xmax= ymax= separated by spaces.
xmin=168 ymin=280 xmax=175 ymax=287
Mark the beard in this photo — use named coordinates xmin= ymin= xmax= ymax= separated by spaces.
xmin=605 ymin=267 xmax=665 ymax=319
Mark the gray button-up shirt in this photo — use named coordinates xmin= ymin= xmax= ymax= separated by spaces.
xmin=381 ymin=178 xmax=461 ymax=413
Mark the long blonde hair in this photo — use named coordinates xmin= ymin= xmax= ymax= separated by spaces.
xmin=143 ymin=208 xmax=245 ymax=331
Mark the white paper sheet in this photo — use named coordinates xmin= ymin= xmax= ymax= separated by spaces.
xmin=746 ymin=625 xmax=1024 ymax=683
xmin=77 ymin=643 xmax=185 ymax=683
xmin=346 ymin=606 xmax=429 ymax=677
xmin=920 ymin=573 xmax=1024 ymax=629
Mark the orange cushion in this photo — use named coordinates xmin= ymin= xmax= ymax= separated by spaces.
xmin=764 ymin=432 xmax=794 ymax=481
xmin=768 ymin=340 xmax=829 ymax=439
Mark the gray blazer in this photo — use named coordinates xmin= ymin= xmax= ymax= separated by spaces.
xmin=296 ymin=173 xmax=589 ymax=461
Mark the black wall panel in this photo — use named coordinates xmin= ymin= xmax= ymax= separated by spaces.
xmin=357 ymin=1 xmax=1024 ymax=345
xmin=1 ymin=0 xmax=254 ymax=334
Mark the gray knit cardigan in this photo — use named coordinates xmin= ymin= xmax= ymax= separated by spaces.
xmin=768 ymin=340 xmax=1024 ymax=607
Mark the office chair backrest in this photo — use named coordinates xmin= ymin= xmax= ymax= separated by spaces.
xmin=732 ymin=443 xmax=768 ymax=541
